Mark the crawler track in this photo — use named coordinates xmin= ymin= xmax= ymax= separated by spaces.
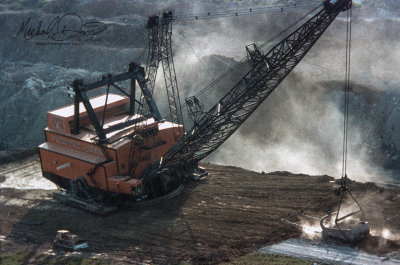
xmin=129 ymin=183 xmax=184 ymax=208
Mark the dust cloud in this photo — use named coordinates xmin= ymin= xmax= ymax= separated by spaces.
xmin=166 ymin=4 xmax=400 ymax=185
xmin=2 ymin=1 xmax=400 ymax=186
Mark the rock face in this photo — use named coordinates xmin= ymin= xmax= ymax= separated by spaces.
xmin=1 ymin=1 xmax=400 ymax=182
xmin=0 ymin=62 xmax=100 ymax=150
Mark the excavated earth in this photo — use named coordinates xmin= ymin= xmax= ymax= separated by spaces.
xmin=0 ymin=154 xmax=400 ymax=264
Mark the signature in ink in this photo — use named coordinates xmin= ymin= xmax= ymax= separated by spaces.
xmin=15 ymin=13 xmax=107 ymax=41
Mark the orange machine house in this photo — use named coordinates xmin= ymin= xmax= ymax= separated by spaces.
xmin=39 ymin=93 xmax=183 ymax=195
xmin=38 ymin=63 xmax=184 ymax=213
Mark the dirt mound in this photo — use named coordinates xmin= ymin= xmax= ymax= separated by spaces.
xmin=0 ymin=157 xmax=399 ymax=264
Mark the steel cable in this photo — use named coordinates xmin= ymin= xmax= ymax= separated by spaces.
xmin=172 ymin=3 xmax=322 ymax=114
xmin=173 ymin=1 xmax=322 ymax=22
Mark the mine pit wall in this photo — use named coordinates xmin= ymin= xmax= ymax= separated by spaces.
xmin=38 ymin=123 xmax=183 ymax=195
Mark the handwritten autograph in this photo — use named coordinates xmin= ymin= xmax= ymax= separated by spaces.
xmin=15 ymin=13 xmax=107 ymax=41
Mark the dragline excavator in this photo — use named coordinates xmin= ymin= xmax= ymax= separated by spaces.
xmin=38 ymin=0 xmax=368 ymax=242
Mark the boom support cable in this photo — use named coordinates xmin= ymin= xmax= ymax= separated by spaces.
xmin=173 ymin=1 xmax=321 ymax=21
xmin=171 ymin=3 xmax=321 ymax=119
xmin=194 ymin=4 xmax=320 ymax=99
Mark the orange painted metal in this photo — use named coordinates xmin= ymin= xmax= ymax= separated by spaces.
xmin=47 ymin=94 xmax=129 ymax=135
xmin=39 ymin=93 xmax=183 ymax=196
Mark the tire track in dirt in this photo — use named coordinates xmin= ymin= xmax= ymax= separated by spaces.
xmin=0 ymin=156 xmax=399 ymax=264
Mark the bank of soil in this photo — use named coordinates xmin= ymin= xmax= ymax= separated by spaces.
xmin=0 ymin=155 xmax=399 ymax=264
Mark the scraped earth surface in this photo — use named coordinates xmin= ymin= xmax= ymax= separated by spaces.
xmin=0 ymin=155 xmax=400 ymax=264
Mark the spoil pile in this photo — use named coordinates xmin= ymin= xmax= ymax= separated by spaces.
xmin=0 ymin=155 xmax=399 ymax=264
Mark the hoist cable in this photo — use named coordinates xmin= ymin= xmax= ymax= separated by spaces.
xmin=342 ymin=6 xmax=352 ymax=180
xmin=335 ymin=4 xmax=366 ymax=230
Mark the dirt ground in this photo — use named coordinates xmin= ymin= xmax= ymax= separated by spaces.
xmin=0 ymin=155 xmax=400 ymax=264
